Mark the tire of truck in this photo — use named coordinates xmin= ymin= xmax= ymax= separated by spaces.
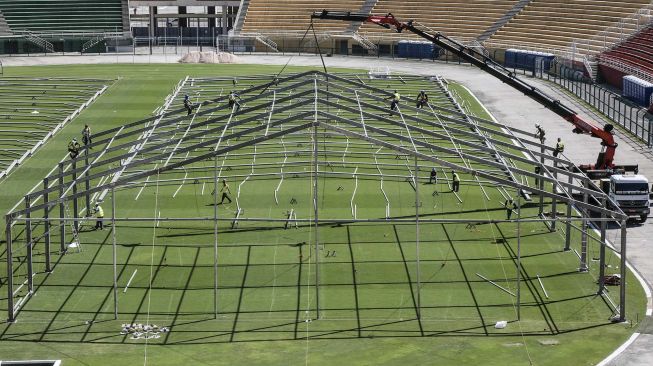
xmin=640 ymin=214 xmax=648 ymax=223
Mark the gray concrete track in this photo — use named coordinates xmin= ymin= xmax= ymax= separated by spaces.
xmin=1 ymin=52 xmax=651 ymax=365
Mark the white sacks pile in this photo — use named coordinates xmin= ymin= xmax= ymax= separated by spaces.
xmin=178 ymin=51 xmax=240 ymax=64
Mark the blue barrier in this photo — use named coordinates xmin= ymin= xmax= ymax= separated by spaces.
xmin=623 ymin=75 xmax=653 ymax=107
xmin=504 ymin=49 xmax=555 ymax=72
xmin=397 ymin=40 xmax=440 ymax=59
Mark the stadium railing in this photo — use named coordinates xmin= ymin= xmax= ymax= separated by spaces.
xmin=536 ymin=61 xmax=653 ymax=147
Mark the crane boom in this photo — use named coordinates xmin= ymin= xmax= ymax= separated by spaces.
xmin=311 ymin=11 xmax=619 ymax=169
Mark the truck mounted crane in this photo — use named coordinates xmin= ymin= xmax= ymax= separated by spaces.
xmin=311 ymin=11 xmax=650 ymax=221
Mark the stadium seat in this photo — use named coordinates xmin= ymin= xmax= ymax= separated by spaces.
xmin=358 ymin=0 xmax=518 ymax=41
xmin=0 ymin=0 xmax=124 ymax=33
xmin=487 ymin=0 xmax=652 ymax=51
xmin=242 ymin=0 xmax=366 ymax=34
xmin=597 ymin=26 xmax=653 ymax=87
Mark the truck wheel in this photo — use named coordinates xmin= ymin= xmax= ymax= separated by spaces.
xmin=640 ymin=215 xmax=648 ymax=223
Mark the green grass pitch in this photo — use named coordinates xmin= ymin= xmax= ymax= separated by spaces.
xmin=0 ymin=63 xmax=647 ymax=365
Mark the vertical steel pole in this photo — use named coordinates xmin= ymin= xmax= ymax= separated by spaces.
xmin=6 ymin=215 xmax=15 ymax=322
xmin=111 ymin=186 xmax=118 ymax=319
xmin=85 ymin=149 xmax=91 ymax=215
xmin=619 ymin=219 xmax=627 ymax=322
xmin=58 ymin=162 xmax=66 ymax=253
xmin=72 ymin=160 xmax=79 ymax=234
xmin=414 ymin=155 xmax=421 ymax=319
xmin=565 ymin=171 xmax=573 ymax=251
xmin=598 ymin=197 xmax=607 ymax=294
xmin=25 ymin=195 xmax=33 ymax=293
xmin=580 ymin=182 xmax=589 ymax=272
xmin=517 ymin=195 xmax=521 ymax=320
xmin=539 ymin=145 xmax=545 ymax=216
xmin=43 ymin=178 xmax=51 ymax=272
xmin=213 ymin=154 xmax=219 ymax=318
xmin=313 ymin=79 xmax=320 ymax=317
xmin=551 ymin=171 xmax=557 ymax=231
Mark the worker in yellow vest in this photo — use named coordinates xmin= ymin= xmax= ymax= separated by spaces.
xmin=388 ymin=90 xmax=401 ymax=113
xmin=452 ymin=171 xmax=460 ymax=192
xmin=94 ymin=203 xmax=105 ymax=230
xmin=553 ymin=137 xmax=565 ymax=158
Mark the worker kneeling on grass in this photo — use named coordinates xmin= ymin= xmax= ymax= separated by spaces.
xmin=416 ymin=90 xmax=428 ymax=109
xmin=505 ymin=199 xmax=518 ymax=220
xmin=68 ymin=138 xmax=81 ymax=159
xmin=93 ymin=203 xmax=104 ymax=230
xmin=228 ymin=91 xmax=242 ymax=113
xmin=429 ymin=167 xmax=437 ymax=184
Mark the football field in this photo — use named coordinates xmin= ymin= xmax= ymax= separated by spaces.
xmin=0 ymin=63 xmax=646 ymax=365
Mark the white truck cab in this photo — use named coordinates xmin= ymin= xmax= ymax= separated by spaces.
xmin=601 ymin=174 xmax=651 ymax=222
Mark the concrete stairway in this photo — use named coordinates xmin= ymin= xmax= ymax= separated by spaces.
xmin=0 ymin=10 xmax=12 ymax=36
xmin=477 ymin=0 xmax=532 ymax=41
xmin=121 ymin=0 xmax=130 ymax=32
xmin=346 ymin=0 xmax=379 ymax=34
xmin=232 ymin=0 xmax=250 ymax=34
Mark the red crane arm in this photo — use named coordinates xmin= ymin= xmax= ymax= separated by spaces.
xmin=311 ymin=10 xmax=619 ymax=169
xmin=567 ymin=115 xmax=617 ymax=168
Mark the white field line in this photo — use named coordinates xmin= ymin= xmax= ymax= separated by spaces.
xmin=236 ymin=145 xmax=256 ymax=212
xmin=373 ymin=148 xmax=390 ymax=219
xmin=172 ymin=168 xmax=189 ymax=198
xmin=274 ymin=135 xmax=288 ymax=205
xmin=134 ymin=173 xmax=152 ymax=201
xmin=265 ymin=91 xmax=276 ymax=137
xmin=355 ymin=90 xmax=368 ymax=137
xmin=342 ymin=136 xmax=349 ymax=168
xmin=350 ymin=167 xmax=359 ymax=219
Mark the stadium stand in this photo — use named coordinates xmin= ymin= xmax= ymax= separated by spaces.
xmin=241 ymin=0 xmax=366 ymax=34
xmin=357 ymin=0 xmax=519 ymax=41
xmin=487 ymin=0 xmax=653 ymax=51
xmin=598 ymin=26 xmax=653 ymax=87
xmin=0 ymin=0 xmax=126 ymax=33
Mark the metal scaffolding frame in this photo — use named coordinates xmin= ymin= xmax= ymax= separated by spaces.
xmin=4 ymin=71 xmax=628 ymax=323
